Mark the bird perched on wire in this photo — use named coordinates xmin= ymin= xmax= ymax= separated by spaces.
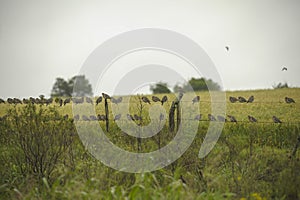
xmin=134 ymin=114 xmax=142 ymax=121
xmin=272 ymin=116 xmax=282 ymax=123
xmin=114 ymin=114 xmax=121 ymax=121
xmin=74 ymin=114 xmax=80 ymax=121
xmin=64 ymin=98 xmax=71 ymax=106
xmin=194 ymin=114 xmax=202 ymax=121
xmin=111 ymin=97 xmax=123 ymax=104
xmin=248 ymin=115 xmax=257 ymax=123
xmin=127 ymin=114 xmax=134 ymax=121
xmin=90 ymin=115 xmax=97 ymax=121
xmin=86 ymin=97 xmax=93 ymax=104
xmin=96 ymin=96 xmax=102 ymax=105
xmin=229 ymin=96 xmax=238 ymax=103
xmin=59 ymin=98 xmax=63 ymax=106
xmin=227 ymin=115 xmax=237 ymax=122
xmin=72 ymin=97 xmax=84 ymax=104
xmin=161 ymin=96 xmax=168 ymax=105
xmin=152 ymin=96 xmax=160 ymax=102
xmin=208 ymin=114 xmax=217 ymax=121
xmin=238 ymin=96 xmax=247 ymax=103
xmin=285 ymin=97 xmax=295 ymax=103
xmin=142 ymin=96 xmax=151 ymax=104
xmin=82 ymin=115 xmax=90 ymax=121
xmin=192 ymin=96 xmax=200 ymax=104
xmin=217 ymin=115 xmax=226 ymax=122
xmin=102 ymin=93 xmax=111 ymax=99
xmin=282 ymin=67 xmax=287 ymax=71
xmin=97 ymin=114 xmax=107 ymax=121
xmin=247 ymin=95 xmax=254 ymax=103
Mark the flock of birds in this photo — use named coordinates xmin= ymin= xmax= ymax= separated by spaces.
xmin=0 ymin=93 xmax=296 ymax=124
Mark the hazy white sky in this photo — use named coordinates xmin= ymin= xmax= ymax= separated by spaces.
xmin=0 ymin=0 xmax=299 ymax=98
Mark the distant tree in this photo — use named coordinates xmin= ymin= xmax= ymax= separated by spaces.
xmin=150 ymin=82 xmax=171 ymax=94
xmin=51 ymin=75 xmax=93 ymax=97
xmin=174 ymin=77 xmax=221 ymax=92
xmin=51 ymin=78 xmax=72 ymax=97
xmin=272 ymin=82 xmax=289 ymax=89
xmin=71 ymin=75 xmax=93 ymax=97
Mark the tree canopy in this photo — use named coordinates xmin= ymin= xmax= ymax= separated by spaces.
xmin=51 ymin=75 xmax=93 ymax=97
xmin=174 ymin=77 xmax=221 ymax=92
xmin=150 ymin=82 xmax=171 ymax=94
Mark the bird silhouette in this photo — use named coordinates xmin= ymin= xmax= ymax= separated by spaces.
xmin=111 ymin=97 xmax=122 ymax=104
xmin=227 ymin=115 xmax=237 ymax=122
xmin=86 ymin=97 xmax=93 ymax=104
xmin=13 ymin=98 xmax=22 ymax=104
xmin=217 ymin=115 xmax=226 ymax=122
xmin=248 ymin=115 xmax=257 ymax=123
xmin=45 ymin=98 xmax=53 ymax=106
xmin=127 ymin=114 xmax=134 ymax=121
xmin=102 ymin=93 xmax=111 ymax=99
xmin=225 ymin=46 xmax=229 ymax=51
xmin=7 ymin=98 xmax=13 ymax=104
xmin=29 ymin=97 xmax=36 ymax=104
xmin=90 ymin=115 xmax=97 ymax=121
xmin=82 ymin=115 xmax=90 ymax=121
xmin=74 ymin=114 xmax=80 ymax=121
xmin=72 ymin=97 xmax=84 ymax=104
xmin=238 ymin=96 xmax=247 ymax=103
xmin=285 ymin=97 xmax=295 ymax=103
xmin=142 ymin=96 xmax=151 ymax=104
xmin=96 ymin=96 xmax=102 ymax=105
xmin=134 ymin=114 xmax=142 ymax=121
xmin=59 ymin=99 xmax=63 ymax=106
xmin=192 ymin=96 xmax=200 ymax=104
xmin=152 ymin=96 xmax=160 ymax=102
xmin=194 ymin=114 xmax=202 ymax=121
xmin=114 ymin=114 xmax=121 ymax=121
xmin=161 ymin=96 xmax=168 ymax=105
xmin=97 ymin=114 xmax=106 ymax=121
xmin=282 ymin=67 xmax=287 ymax=71
xmin=272 ymin=116 xmax=282 ymax=123
xmin=208 ymin=114 xmax=217 ymax=121
xmin=22 ymin=98 xmax=30 ymax=104
xmin=64 ymin=98 xmax=71 ymax=106
xmin=247 ymin=95 xmax=254 ymax=103
xmin=229 ymin=96 xmax=238 ymax=103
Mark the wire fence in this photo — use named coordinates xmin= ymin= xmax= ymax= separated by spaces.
xmin=0 ymin=96 xmax=298 ymax=127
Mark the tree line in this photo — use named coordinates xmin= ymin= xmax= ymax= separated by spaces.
xmin=51 ymin=75 xmax=221 ymax=97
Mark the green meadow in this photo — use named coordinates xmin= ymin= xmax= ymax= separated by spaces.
xmin=0 ymin=88 xmax=299 ymax=199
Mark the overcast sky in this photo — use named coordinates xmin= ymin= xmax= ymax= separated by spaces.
xmin=0 ymin=0 xmax=299 ymax=98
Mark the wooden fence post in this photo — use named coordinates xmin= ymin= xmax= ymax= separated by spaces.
xmin=169 ymin=101 xmax=176 ymax=132
xmin=176 ymin=100 xmax=181 ymax=132
xmin=104 ymin=98 xmax=109 ymax=132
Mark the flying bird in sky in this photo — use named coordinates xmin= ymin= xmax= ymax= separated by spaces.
xmin=225 ymin=46 xmax=229 ymax=51
xmin=282 ymin=67 xmax=287 ymax=71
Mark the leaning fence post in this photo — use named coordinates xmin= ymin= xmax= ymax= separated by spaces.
xmin=169 ymin=101 xmax=176 ymax=132
xmin=104 ymin=98 xmax=109 ymax=132
xmin=176 ymin=100 xmax=181 ymax=132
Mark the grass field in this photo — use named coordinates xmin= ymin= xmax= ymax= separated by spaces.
xmin=0 ymin=88 xmax=299 ymax=199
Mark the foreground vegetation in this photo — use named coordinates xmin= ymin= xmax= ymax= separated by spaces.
xmin=0 ymin=88 xmax=299 ymax=199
